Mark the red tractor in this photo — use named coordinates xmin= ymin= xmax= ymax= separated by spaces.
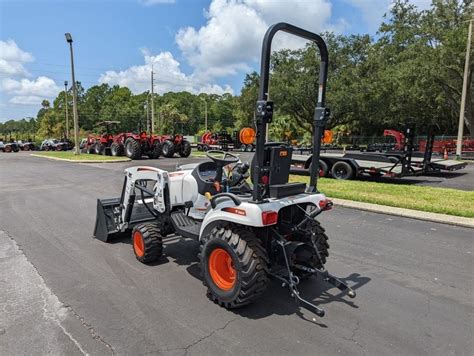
xmin=159 ymin=133 xmax=191 ymax=158
xmin=82 ymin=121 xmax=120 ymax=155
xmin=112 ymin=132 xmax=162 ymax=160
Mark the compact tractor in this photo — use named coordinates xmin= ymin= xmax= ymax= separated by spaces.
xmin=160 ymin=133 xmax=191 ymax=158
xmin=111 ymin=131 xmax=162 ymax=160
xmin=0 ymin=140 xmax=20 ymax=152
xmin=93 ymin=23 xmax=355 ymax=317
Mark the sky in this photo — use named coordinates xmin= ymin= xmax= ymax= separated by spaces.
xmin=0 ymin=0 xmax=432 ymax=122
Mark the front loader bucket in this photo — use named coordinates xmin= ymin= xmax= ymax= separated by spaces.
xmin=93 ymin=198 xmax=121 ymax=242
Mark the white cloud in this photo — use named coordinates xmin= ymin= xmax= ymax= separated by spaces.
xmin=175 ymin=0 xmax=339 ymax=78
xmin=98 ymin=49 xmax=234 ymax=95
xmin=1 ymin=76 xmax=61 ymax=97
xmin=9 ymin=95 xmax=46 ymax=105
xmin=0 ymin=40 xmax=34 ymax=76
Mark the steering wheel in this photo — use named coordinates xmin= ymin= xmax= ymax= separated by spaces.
xmin=205 ymin=150 xmax=240 ymax=186
xmin=206 ymin=150 xmax=240 ymax=165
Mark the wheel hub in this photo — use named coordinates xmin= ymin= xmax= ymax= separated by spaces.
xmin=133 ymin=231 xmax=145 ymax=257
xmin=208 ymin=248 xmax=236 ymax=291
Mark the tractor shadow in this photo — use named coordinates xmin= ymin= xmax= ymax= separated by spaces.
xmin=235 ymin=272 xmax=371 ymax=327
xmin=165 ymin=237 xmax=370 ymax=326
xmin=110 ymin=234 xmax=371 ymax=325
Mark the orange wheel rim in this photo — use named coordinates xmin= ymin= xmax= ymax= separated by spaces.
xmin=133 ymin=231 xmax=145 ymax=257
xmin=209 ymin=248 xmax=236 ymax=291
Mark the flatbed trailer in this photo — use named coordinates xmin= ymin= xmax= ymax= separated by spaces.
xmin=291 ymin=124 xmax=467 ymax=180
xmin=291 ymin=152 xmax=424 ymax=180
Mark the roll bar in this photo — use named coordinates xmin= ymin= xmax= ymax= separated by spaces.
xmin=252 ymin=23 xmax=330 ymax=201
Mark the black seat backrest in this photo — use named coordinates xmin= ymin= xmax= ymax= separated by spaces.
xmin=267 ymin=145 xmax=293 ymax=184
xmin=251 ymin=142 xmax=293 ymax=185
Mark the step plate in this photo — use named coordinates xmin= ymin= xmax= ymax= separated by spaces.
xmin=170 ymin=211 xmax=202 ymax=240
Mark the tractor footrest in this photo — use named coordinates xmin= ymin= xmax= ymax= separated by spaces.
xmin=170 ymin=211 xmax=201 ymax=240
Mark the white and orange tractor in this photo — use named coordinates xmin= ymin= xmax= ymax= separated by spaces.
xmin=93 ymin=23 xmax=355 ymax=317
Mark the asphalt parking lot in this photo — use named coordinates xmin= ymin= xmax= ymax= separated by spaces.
xmin=0 ymin=152 xmax=473 ymax=355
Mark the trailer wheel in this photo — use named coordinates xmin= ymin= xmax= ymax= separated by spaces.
xmin=179 ymin=141 xmax=191 ymax=157
xmin=331 ymin=161 xmax=354 ymax=180
xmin=110 ymin=142 xmax=124 ymax=156
xmin=197 ymin=144 xmax=203 ymax=152
xmin=200 ymin=226 xmax=268 ymax=309
xmin=202 ymin=144 xmax=209 ymax=152
xmin=132 ymin=223 xmax=163 ymax=264
xmin=125 ymin=138 xmax=142 ymax=160
xmin=162 ymin=140 xmax=175 ymax=158
xmin=148 ymin=141 xmax=162 ymax=159
xmin=309 ymin=160 xmax=329 ymax=177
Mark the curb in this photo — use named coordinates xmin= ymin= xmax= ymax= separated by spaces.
xmin=332 ymin=198 xmax=474 ymax=229
xmin=30 ymin=154 xmax=131 ymax=163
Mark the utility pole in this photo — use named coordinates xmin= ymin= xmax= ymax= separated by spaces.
xmin=65 ymin=33 xmax=80 ymax=155
xmin=151 ymin=65 xmax=155 ymax=133
xmin=201 ymin=97 xmax=208 ymax=132
xmin=64 ymin=80 xmax=69 ymax=139
xmin=456 ymin=19 xmax=473 ymax=159
xmin=146 ymin=97 xmax=150 ymax=132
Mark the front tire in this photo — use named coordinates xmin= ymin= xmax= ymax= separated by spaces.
xmin=179 ymin=140 xmax=191 ymax=157
xmin=110 ymin=142 xmax=124 ymax=156
xmin=200 ymin=226 xmax=268 ymax=309
xmin=125 ymin=138 xmax=142 ymax=159
xmin=132 ymin=223 xmax=163 ymax=264
xmin=147 ymin=141 xmax=162 ymax=159
xmin=162 ymin=140 xmax=175 ymax=158
xmin=94 ymin=143 xmax=105 ymax=155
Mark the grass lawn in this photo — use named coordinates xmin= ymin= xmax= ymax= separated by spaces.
xmin=290 ymin=175 xmax=474 ymax=218
xmin=33 ymin=151 xmax=129 ymax=162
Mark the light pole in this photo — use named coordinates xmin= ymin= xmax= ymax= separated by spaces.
xmin=200 ymin=97 xmax=208 ymax=132
xmin=456 ymin=19 xmax=473 ymax=159
xmin=65 ymin=33 xmax=80 ymax=154
xmin=64 ymin=80 xmax=69 ymax=139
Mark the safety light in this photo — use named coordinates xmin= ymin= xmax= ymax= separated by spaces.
xmin=261 ymin=211 xmax=278 ymax=225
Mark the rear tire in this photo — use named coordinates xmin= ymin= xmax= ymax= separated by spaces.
xmin=179 ymin=141 xmax=191 ymax=157
xmin=4 ymin=145 xmax=12 ymax=153
xmin=162 ymin=140 xmax=175 ymax=158
xmin=200 ymin=226 xmax=268 ymax=309
xmin=132 ymin=223 xmax=163 ymax=264
xmin=148 ymin=141 xmax=162 ymax=159
xmin=110 ymin=142 xmax=124 ymax=156
xmin=125 ymin=138 xmax=142 ymax=159
xmin=331 ymin=161 xmax=354 ymax=180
